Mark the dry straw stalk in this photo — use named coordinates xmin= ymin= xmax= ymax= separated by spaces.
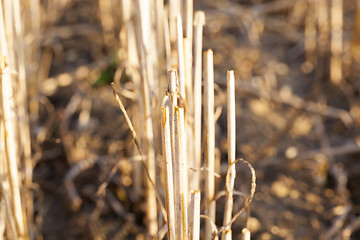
xmin=177 ymin=15 xmax=186 ymax=99
xmin=330 ymin=0 xmax=343 ymax=84
xmin=0 ymin=0 xmax=28 ymax=238
xmin=204 ymin=49 xmax=216 ymax=240
xmin=222 ymin=70 xmax=237 ymax=240
xmin=135 ymin=0 xmax=158 ymax=234
xmin=192 ymin=11 xmax=205 ymax=192
xmin=175 ymin=106 xmax=189 ymax=239
xmin=189 ymin=190 xmax=201 ymax=240
xmin=161 ymin=106 xmax=176 ymax=240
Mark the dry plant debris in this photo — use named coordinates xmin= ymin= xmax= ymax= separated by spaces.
xmin=1 ymin=0 xmax=360 ymax=239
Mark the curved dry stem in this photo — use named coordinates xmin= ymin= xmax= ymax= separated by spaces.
xmin=200 ymin=215 xmax=218 ymax=240
xmin=217 ymin=158 xmax=256 ymax=235
xmin=214 ymin=190 xmax=245 ymax=202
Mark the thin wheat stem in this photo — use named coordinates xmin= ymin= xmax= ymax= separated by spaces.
xmin=222 ymin=70 xmax=236 ymax=240
xmin=175 ymin=106 xmax=189 ymax=239
xmin=204 ymin=49 xmax=217 ymax=240
xmin=189 ymin=190 xmax=201 ymax=240
xmin=192 ymin=11 xmax=205 ymax=192
xmin=161 ymin=106 xmax=176 ymax=240
xmin=330 ymin=0 xmax=343 ymax=84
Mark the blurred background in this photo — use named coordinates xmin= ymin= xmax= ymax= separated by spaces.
xmin=1 ymin=0 xmax=360 ymax=239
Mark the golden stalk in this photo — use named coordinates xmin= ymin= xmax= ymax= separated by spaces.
xmin=184 ymin=38 xmax=193 ymax=113
xmin=164 ymin=10 xmax=172 ymax=70
xmin=13 ymin=0 xmax=32 ymax=191
xmin=169 ymin=0 xmax=181 ymax=44
xmin=185 ymin=0 xmax=193 ymax=45
xmin=167 ymin=68 xmax=180 ymax=238
xmin=0 ymin=1 xmax=28 ymax=238
xmin=141 ymin=51 xmax=158 ymax=237
xmin=191 ymin=11 xmax=205 ymax=192
xmin=120 ymin=0 xmax=132 ymax=23
xmin=168 ymin=68 xmax=178 ymax=172
xmin=135 ymin=0 xmax=158 ymax=234
xmin=155 ymin=0 xmax=165 ymax=69
xmin=241 ymin=228 xmax=251 ymax=240
xmin=330 ymin=0 xmax=343 ymax=85
xmin=317 ymin=0 xmax=329 ymax=52
xmin=0 ymin=44 xmax=27 ymax=240
xmin=28 ymin=0 xmax=41 ymax=122
xmin=127 ymin=41 xmax=142 ymax=200
xmin=304 ymin=0 xmax=317 ymax=66
xmin=222 ymin=70 xmax=237 ymax=240
xmin=177 ymin=15 xmax=186 ymax=99
xmin=98 ymin=0 xmax=115 ymax=46
xmin=189 ymin=190 xmax=201 ymax=240
xmin=204 ymin=49 xmax=216 ymax=240
xmin=125 ymin=21 xmax=143 ymax=200
xmin=183 ymin=36 xmax=194 ymax=197
xmin=351 ymin=0 xmax=360 ymax=60
xmin=175 ymin=106 xmax=189 ymax=240
xmin=161 ymin=106 xmax=176 ymax=240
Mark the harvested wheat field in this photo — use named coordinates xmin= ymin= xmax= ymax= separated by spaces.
xmin=1 ymin=0 xmax=360 ymax=239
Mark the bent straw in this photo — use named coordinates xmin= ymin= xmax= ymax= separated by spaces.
xmin=217 ymin=159 xmax=256 ymax=235
xmin=222 ymin=70 xmax=236 ymax=240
